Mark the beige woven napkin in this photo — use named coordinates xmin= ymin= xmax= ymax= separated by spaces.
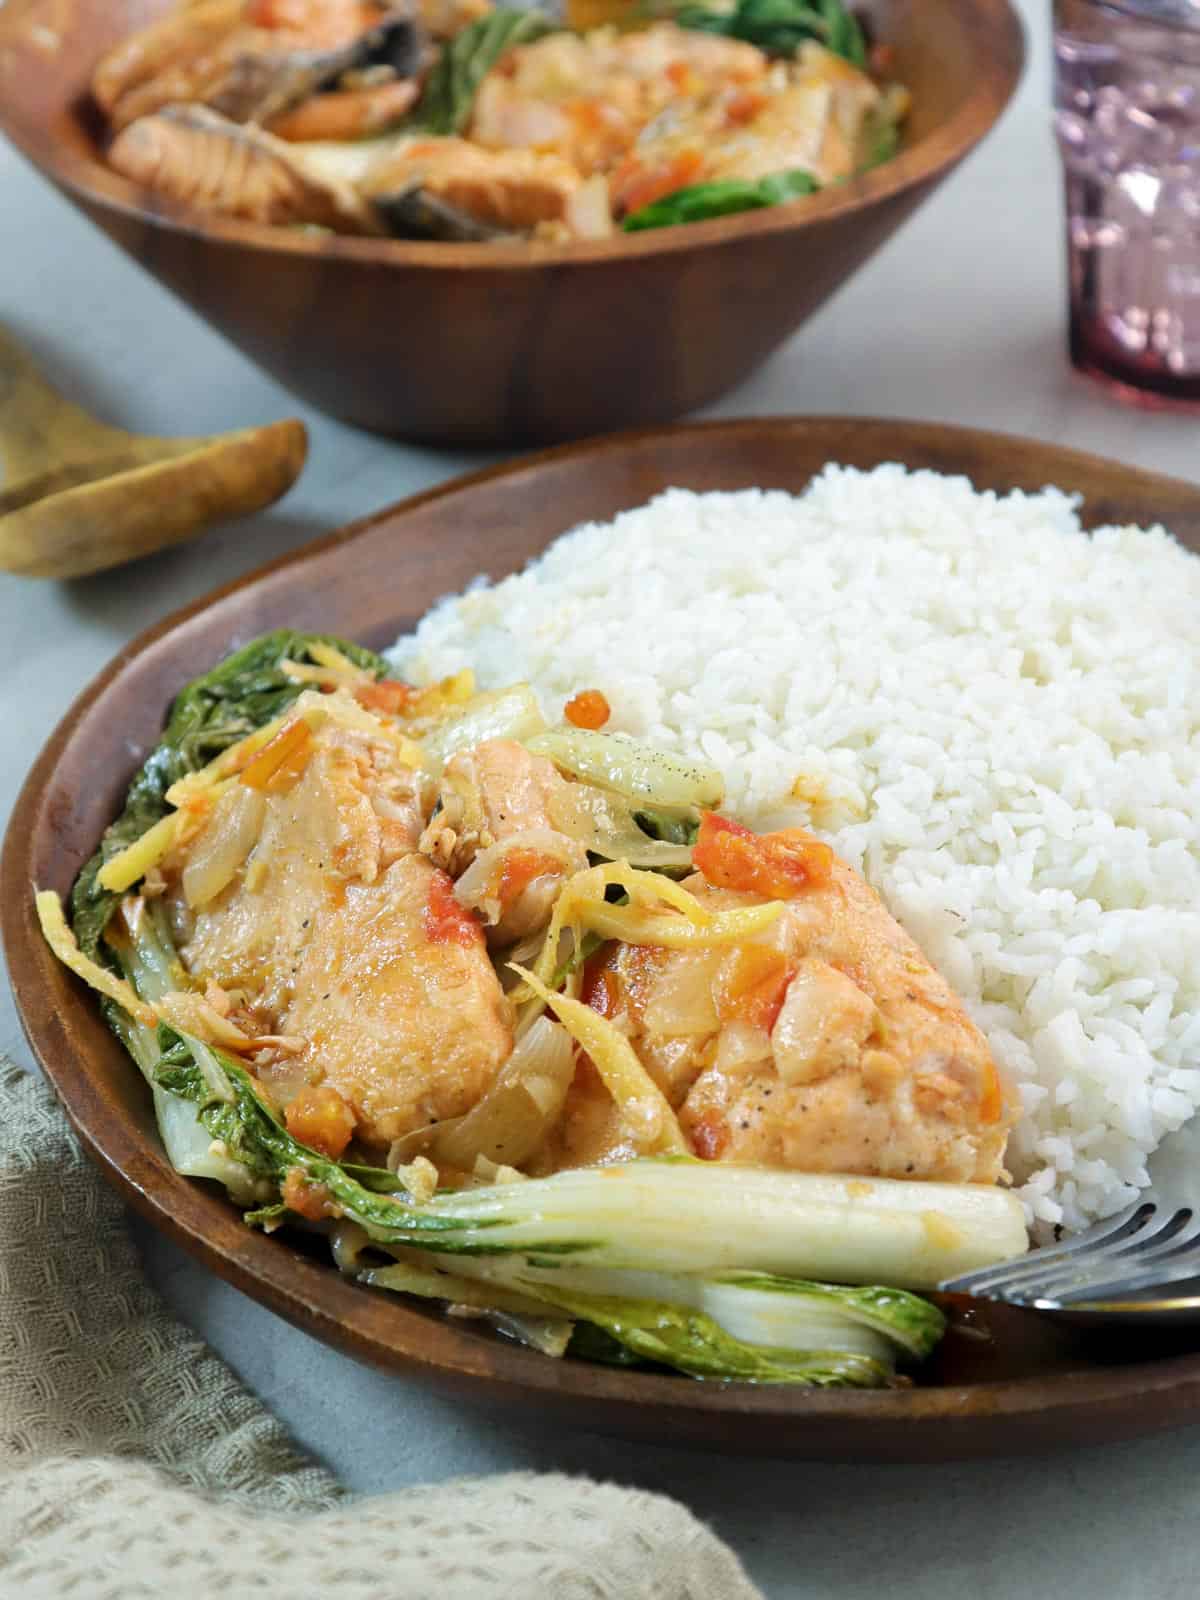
xmin=0 ymin=1060 xmax=763 ymax=1600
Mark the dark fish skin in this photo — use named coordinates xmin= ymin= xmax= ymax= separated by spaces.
xmin=208 ymin=16 xmax=427 ymax=125
xmin=372 ymin=184 xmax=511 ymax=241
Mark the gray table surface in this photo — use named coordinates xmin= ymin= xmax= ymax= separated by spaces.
xmin=5 ymin=3 xmax=1200 ymax=1593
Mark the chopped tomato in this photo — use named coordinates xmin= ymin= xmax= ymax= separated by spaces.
xmin=690 ymin=1114 xmax=730 ymax=1161
xmin=978 ymin=1059 xmax=1004 ymax=1125
xmin=580 ymin=939 xmax=664 ymax=1022
xmin=693 ymin=812 xmax=834 ymax=899
xmin=497 ymin=848 xmax=564 ymax=910
xmin=614 ymin=147 xmax=704 ymax=216
xmin=240 ymin=718 xmax=312 ymax=794
xmin=284 ymin=1084 xmax=357 ymax=1159
xmin=617 ymin=943 xmax=665 ymax=1025
xmin=723 ymin=87 xmax=767 ymax=125
xmin=355 ymin=677 xmax=418 ymax=716
xmin=564 ymin=688 xmax=611 ymax=730
xmin=570 ymin=97 xmax=613 ymax=132
xmin=281 ymin=1166 xmax=338 ymax=1221
xmin=715 ymin=944 xmax=792 ymax=1032
xmin=581 ymin=941 xmax=621 ymax=1017
xmin=247 ymin=0 xmax=380 ymax=42
xmin=666 ymin=60 xmax=697 ymax=93
xmin=424 ymin=868 xmax=483 ymax=946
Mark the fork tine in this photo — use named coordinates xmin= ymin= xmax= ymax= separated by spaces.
xmin=939 ymin=1201 xmax=1151 ymax=1296
xmin=990 ymin=1206 xmax=1195 ymax=1302
xmin=1036 ymin=1241 xmax=1200 ymax=1307
xmin=1025 ymin=1213 xmax=1200 ymax=1306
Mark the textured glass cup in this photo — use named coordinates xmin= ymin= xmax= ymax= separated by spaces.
xmin=1055 ymin=0 xmax=1200 ymax=405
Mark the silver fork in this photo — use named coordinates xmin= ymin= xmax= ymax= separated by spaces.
xmin=940 ymin=1117 xmax=1200 ymax=1326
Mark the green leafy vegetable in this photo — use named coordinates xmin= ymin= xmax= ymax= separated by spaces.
xmin=390 ymin=1255 xmax=941 ymax=1382
xmin=549 ymin=928 xmax=607 ymax=989
xmin=633 ymin=810 xmax=700 ymax=848
xmin=154 ymin=1036 xmax=422 ymax=1212
xmin=409 ymin=8 xmax=556 ymax=136
xmin=70 ymin=630 xmax=389 ymax=963
xmin=517 ymin=1287 xmax=890 ymax=1384
xmin=671 ymin=0 xmax=867 ymax=65
xmin=622 ymin=169 xmax=818 ymax=232
xmin=704 ymin=1271 xmax=946 ymax=1361
xmin=566 ymin=1320 xmax=645 ymax=1367
xmin=860 ymin=95 xmax=903 ymax=169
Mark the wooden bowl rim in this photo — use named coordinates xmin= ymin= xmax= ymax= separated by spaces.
xmin=0 ymin=0 xmax=1025 ymax=270
xmin=7 ymin=414 xmax=1200 ymax=1457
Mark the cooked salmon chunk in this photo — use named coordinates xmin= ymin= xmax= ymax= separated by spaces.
xmin=361 ymin=138 xmax=606 ymax=234
xmin=469 ymin=24 xmax=767 ymax=176
xmin=421 ymin=738 xmax=587 ymax=944
xmin=172 ymin=708 xmax=511 ymax=1147
xmin=108 ymin=106 xmax=383 ymax=231
xmin=92 ymin=0 xmax=400 ymax=130
xmin=266 ymin=852 xmax=512 ymax=1144
xmin=575 ymin=831 xmax=1009 ymax=1183
xmin=611 ymin=44 xmax=881 ymax=215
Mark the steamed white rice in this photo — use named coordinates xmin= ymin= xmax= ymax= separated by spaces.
xmin=389 ymin=464 xmax=1200 ymax=1231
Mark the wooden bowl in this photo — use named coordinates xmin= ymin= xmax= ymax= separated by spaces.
xmin=0 ymin=0 xmax=1023 ymax=446
xmin=8 ymin=417 xmax=1200 ymax=1462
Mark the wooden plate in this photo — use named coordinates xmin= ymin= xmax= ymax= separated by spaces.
xmin=7 ymin=417 xmax=1200 ymax=1462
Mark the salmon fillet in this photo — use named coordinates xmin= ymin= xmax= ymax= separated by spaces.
xmin=566 ymin=849 xmax=1010 ymax=1184
xmin=174 ymin=717 xmax=511 ymax=1147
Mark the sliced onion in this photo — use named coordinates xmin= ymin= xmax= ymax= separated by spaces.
xmin=330 ymin=1220 xmax=373 ymax=1274
xmin=181 ymin=784 xmax=266 ymax=909
xmin=422 ymin=685 xmax=547 ymax=777
xmin=453 ymin=828 xmax=585 ymax=925
xmin=527 ymin=728 xmax=724 ymax=811
xmin=547 ymin=784 xmax=693 ymax=869
xmin=564 ymin=173 xmax=613 ymax=239
xmin=391 ymin=1018 xmax=575 ymax=1172
xmin=714 ymin=1020 xmax=774 ymax=1072
xmin=642 ymin=952 xmax=722 ymax=1037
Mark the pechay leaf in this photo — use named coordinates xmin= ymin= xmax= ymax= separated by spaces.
xmin=671 ymin=0 xmax=867 ymax=65
xmin=632 ymin=809 xmax=700 ymax=849
xmin=69 ymin=630 xmax=389 ymax=963
xmin=860 ymin=101 xmax=901 ymax=169
xmin=622 ymin=169 xmax=818 ymax=232
xmin=519 ymin=1285 xmax=891 ymax=1384
xmin=705 ymin=1271 xmax=946 ymax=1361
xmin=549 ymin=928 xmax=607 ymax=989
xmin=409 ymin=8 xmax=556 ymax=136
xmin=566 ymin=1319 xmax=645 ymax=1367
xmin=153 ymin=1036 xmax=418 ymax=1211
xmin=427 ymin=1256 xmax=945 ymax=1377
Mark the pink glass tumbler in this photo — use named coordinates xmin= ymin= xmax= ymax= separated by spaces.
xmin=1055 ymin=0 xmax=1200 ymax=406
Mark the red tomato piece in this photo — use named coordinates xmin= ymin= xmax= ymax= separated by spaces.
xmin=355 ymin=678 xmax=418 ymax=716
xmin=424 ymin=868 xmax=484 ymax=946
xmin=240 ymin=718 xmax=312 ymax=794
xmin=564 ymin=688 xmax=611 ymax=730
xmin=692 ymin=812 xmax=834 ymax=899
xmin=284 ymin=1083 xmax=357 ymax=1159
xmin=715 ymin=944 xmax=792 ymax=1032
